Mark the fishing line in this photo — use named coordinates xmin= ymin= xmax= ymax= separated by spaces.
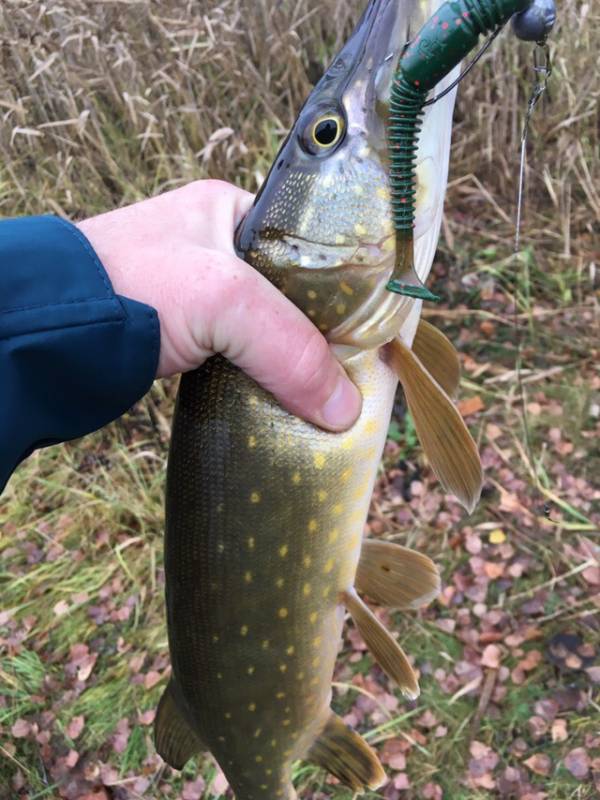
xmin=513 ymin=40 xmax=552 ymax=494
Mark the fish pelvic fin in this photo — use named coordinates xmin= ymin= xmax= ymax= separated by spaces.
xmin=412 ymin=319 xmax=461 ymax=398
xmin=307 ymin=710 xmax=385 ymax=792
xmin=387 ymin=336 xmax=483 ymax=513
xmin=344 ymin=589 xmax=420 ymax=700
xmin=154 ymin=679 xmax=204 ymax=770
xmin=356 ymin=539 xmax=441 ymax=609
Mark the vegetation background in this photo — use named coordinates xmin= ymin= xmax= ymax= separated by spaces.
xmin=0 ymin=1 xmax=598 ymax=798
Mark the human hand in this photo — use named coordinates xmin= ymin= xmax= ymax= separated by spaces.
xmin=77 ymin=180 xmax=361 ymax=431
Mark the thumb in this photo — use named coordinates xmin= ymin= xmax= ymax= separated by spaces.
xmin=207 ymin=254 xmax=362 ymax=432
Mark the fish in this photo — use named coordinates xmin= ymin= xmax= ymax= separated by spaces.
xmin=157 ymin=1 xmax=483 ymax=797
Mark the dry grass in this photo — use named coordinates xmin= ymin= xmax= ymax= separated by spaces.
xmin=0 ymin=1 xmax=598 ymax=799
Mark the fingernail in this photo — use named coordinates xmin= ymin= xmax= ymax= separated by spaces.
xmin=321 ymin=373 xmax=362 ymax=430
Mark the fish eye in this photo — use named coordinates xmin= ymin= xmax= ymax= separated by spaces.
xmin=301 ymin=111 xmax=345 ymax=155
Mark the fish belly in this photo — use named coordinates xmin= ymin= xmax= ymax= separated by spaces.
xmin=164 ymin=348 xmax=397 ymax=796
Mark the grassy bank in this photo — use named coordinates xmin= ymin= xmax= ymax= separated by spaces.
xmin=1 ymin=1 xmax=598 ymax=798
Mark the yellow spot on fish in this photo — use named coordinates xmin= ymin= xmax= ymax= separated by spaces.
xmin=250 ymin=492 xmax=261 ymax=504
xmin=265 ymin=769 xmax=273 ymax=776
xmin=318 ymin=490 xmax=328 ymax=502
xmin=254 ymin=728 xmax=262 ymax=738
xmin=297 ymin=671 xmax=305 ymax=680
xmin=336 ymin=303 xmax=346 ymax=315
xmin=248 ymin=395 xmax=259 ymax=406
xmin=341 ymin=436 xmax=354 ymax=450
xmin=284 ymin=748 xmax=293 ymax=757
xmin=212 ymin=634 xmax=219 ymax=643
xmin=284 ymin=706 xmax=291 ymax=713
xmin=377 ymin=185 xmax=390 ymax=200
xmin=308 ymin=519 xmax=318 ymax=533
xmin=383 ymin=218 xmax=394 ymax=234
xmin=276 ymin=577 xmax=285 ymax=589
xmin=280 ymin=664 xmax=287 ymax=673
xmin=340 ymin=281 xmax=354 ymax=296
xmin=278 ymin=607 xmax=288 ymax=619
xmin=279 ymin=544 xmax=289 ymax=558
xmin=286 ymin=646 xmax=295 ymax=656
xmin=247 ymin=537 xmax=255 ymax=550
xmin=355 ymin=222 xmax=367 ymax=236
xmin=323 ymin=558 xmax=334 ymax=574
xmin=309 ymin=612 xmax=318 ymax=624
xmin=323 ymin=586 xmax=331 ymax=598
xmin=310 ymin=677 xmax=320 ymax=687
xmin=218 ymin=735 xmax=225 ymax=742
xmin=313 ymin=636 xmax=322 ymax=648
xmin=271 ymin=739 xmax=277 ymax=748
xmin=307 ymin=289 xmax=317 ymax=300
xmin=244 ymin=571 xmax=253 ymax=583
xmin=276 ymin=691 xmax=286 ymax=699
xmin=383 ymin=236 xmax=395 ymax=252
xmin=353 ymin=184 xmax=364 ymax=195
xmin=335 ymin=233 xmax=346 ymax=244
xmin=255 ymin=755 xmax=263 ymax=763
xmin=217 ymin=672 xmax=223 ymax=680
xmin=308 ymin=309 xmax=316 ymax=318
xmin=303 ymin=582 xmax=311 ymax=596
xmin=225 ymin=712 xmax=232 ymax=719
xmin=248 ymin=703 xmax=256 ymax=712
xmin=262 ymin=640 xmax=270 ymax=649
xmin=241 ymin=625 xmax=249 ymax=636
xmin=217 ymin=541 xmax=225 ymax=553
xmin=333 ymin=503 xmax=343 ymax=515
xmin=329 ymin=529 xmax=339 ymax=544
xmin=282 ymin=719 xmax=291 ymax=727
xmin=247 ymin=666 xmax=255 ymax=675
xmin=248 ymin=435 xmax=257 ymax=448
xmin=260 ymin=785 xmax=268 ymax=790
xmin=312 ymin=656 xmax=321 ymax=668
xmin=341 ymin=468 xmax=352 ymax=482
xmin=292 ymin=472 xmax=301 ymax=485
xmin=303 ymin=555 xmax=312 ymax=568
xmin=314 ymin=452 xmax=326 ymax=469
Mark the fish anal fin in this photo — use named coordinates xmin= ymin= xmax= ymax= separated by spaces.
xmin=344 ymin=589 xmax=420 ymax=700
xmin=387 ymin=336 xmax=483 ymax=513
xmin=412 ymin=319 xmax=461 ymax=398
xmin=154 ymin=679 xmax=204 ymax=770
xmin=356 ymin=539 xmax=440 ymax=609
xmin=307 ymin=711 xmax=386 ymax=791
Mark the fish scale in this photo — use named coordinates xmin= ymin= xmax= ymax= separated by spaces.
xmin=165 ymin=350 xmax=397 ymax=798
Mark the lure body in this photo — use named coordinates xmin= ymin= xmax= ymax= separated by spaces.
xmin=159 ymin=1 xmax=482 ymax=797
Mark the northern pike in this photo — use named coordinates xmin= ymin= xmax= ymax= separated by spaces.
xmin=158 ymin=0 xmax=485 ymax=797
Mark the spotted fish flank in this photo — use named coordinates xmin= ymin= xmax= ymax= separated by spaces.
xmin=159 ymin=1 xmax=483 ymax=798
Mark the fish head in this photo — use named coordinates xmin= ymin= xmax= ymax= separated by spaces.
xmin=236 ymin=0 xmax=459 ymax=350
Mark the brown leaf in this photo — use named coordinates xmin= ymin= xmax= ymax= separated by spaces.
xmin=481 ymin=644 xmax=502 ymax=669
xmin=564 ymin=748 xmax=590 ymax=780
xmin=457 ymin=396 xmax=485 ymax=417
xmin=66 ymin=715 xmax=85 ymax=740
xmin=524 ymin=753 xmax=552 ymax=776
xmin=144 ymin=670 xmax=162 ymax=689
xmin=551 ymin=719 xmax=568 ymax=742
xmin=11 ymin=719 xmax=31 ymax=738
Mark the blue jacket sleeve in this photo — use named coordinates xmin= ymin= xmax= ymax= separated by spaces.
xmin=0 ymin=215 xmax=160 ymax=493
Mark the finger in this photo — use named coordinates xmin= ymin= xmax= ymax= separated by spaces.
xmin=204 ymin=255 xmax=362 ymax=432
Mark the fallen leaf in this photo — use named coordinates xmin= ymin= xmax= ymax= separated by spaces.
xmin=457 ymin=396 xmax=485 ymax=417
xmin=524 ymin=753 xmax=552 ymax=776
xmin=564 ymin=747 xmax=590 ymax=780
xmin=481 ymin=644 xmax=502 ymax=669
xmin=489 ymin=528 xmax=506 ymax=544
xmin=11 ymin=719 xmax=31 ymax=738
xmin=66 ymin=715 xmax=85 ymax=740
xmin=551 ymin=719 xmax=568 ymax=742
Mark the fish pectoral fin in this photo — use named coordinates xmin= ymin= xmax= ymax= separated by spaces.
xmin=307 ymin=711 xmax=386 ymax=792
xmin=388 ymin=336 xmax=483 ymax=513
xmin=154 ymin=679 xmax=204 ymax=770
xmin=412 ymin=319 xmax=461 ymax=398
xmin=344 ymin=589 xmax=419 ymax=700
xmin=356 ymin=539 xmax=440 ymax=609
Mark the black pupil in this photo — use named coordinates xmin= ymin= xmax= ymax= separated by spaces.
xmin=315 ymin=119 xmax=338 ymax=146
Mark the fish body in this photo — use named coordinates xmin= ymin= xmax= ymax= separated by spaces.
xmin=159 ymin=1 xmax=480 ymax=797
